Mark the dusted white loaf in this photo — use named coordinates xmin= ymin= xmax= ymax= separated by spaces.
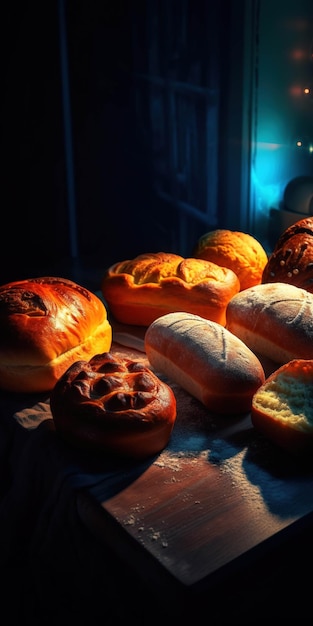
xmin=144 ymin=312 xmax=265 ymax=415
xmin=226 ymin=282 xmax=313 ymax=364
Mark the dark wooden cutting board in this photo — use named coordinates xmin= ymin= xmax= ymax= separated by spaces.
xmin=77 ymin=336 xmax=313 ymax=593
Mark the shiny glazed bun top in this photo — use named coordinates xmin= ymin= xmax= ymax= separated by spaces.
xmin=193 ymin=229 xmax=268 ymax=291
xmin=262 ymin=217 xmax=313 ymax=293
xmin=50 ymin=352 xmax=177 ymax=460
xmin=0 ymin=276 xmax=112 ymax=393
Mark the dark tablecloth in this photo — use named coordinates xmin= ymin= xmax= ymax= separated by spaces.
xmin=0 ymin=346 xmax=166 ymax=626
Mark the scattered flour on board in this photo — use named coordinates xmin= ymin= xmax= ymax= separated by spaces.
xmin=121 ymin=382 xmax=313 ymax=537
xmin=154 ymin=422 xmax=313 ymax=520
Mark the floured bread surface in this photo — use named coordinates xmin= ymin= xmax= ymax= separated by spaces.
xmin=145 ymin=312 xmax=265 ymax=415
xmin=226 ymin=282 xmax=313 ymax=364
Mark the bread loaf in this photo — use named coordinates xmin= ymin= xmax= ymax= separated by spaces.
xmin=226 ymin=282 xmax=313 ymax=364
xmin=50 ymin=352 xmax=177 ymax=460
xmin=101 ymin=251 xmax=240 ymax=326
xmin=193 ymin=229 xmax=268 ymax=290
xmin=0 ymin=276 xmax=112 ymax=393
xmin=251 ymin=359 xmax=313 ymax=454
xmin=262 ymin=216 xmax=313 ymax=292
xmin=144 ymin=312 xmax=265 ymax=415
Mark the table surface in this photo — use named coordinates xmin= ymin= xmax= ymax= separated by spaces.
xmin=2 ymin=325 xmax=313 ymax=613
xmin=2 ymin=292 xmax=313 ymax=622
xmin=76 ymin=330 xmax=313 ymax=594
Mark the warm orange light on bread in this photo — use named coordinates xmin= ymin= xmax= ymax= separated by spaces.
xmin=0 ymin=276 xmax=112 ymax=393
xmin=251 ymin=359 xmax=313 ymax=453
xmin=50 ymin=352 xmax=177 ymax=460
xmin=101 ymin=251 xmax=240 ymax=326
xmin=193 ymin=229 xmax=268 ymax=290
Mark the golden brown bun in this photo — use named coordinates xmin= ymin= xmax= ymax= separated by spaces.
xmin=101 ymin=252 xmax=240 ymax=327
xmin=50 ymin=352 xmax=177 ymax=460
xmin=193 ymin=229 xmax=268 ymax=290
xmin=226 ymin=282 xmax=313 ymax=365
xmin=145 ymin=312 xmax=265 ymax=415
xmin=251 ymin=359 xmax=313 ymax=454
xmin=0 ymin=277 xmax=112 ymax=393
xmin=262 ymin=216 xmax=313 ymax=292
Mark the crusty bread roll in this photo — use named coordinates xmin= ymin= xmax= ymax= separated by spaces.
xmin=226 ymin=282 xmax=313 ymax=365
xmin=50 ymin=352 xmax=177 ymax=460
xmin=251 ymin=359 xmax=313 ymax=454
xmin=0 ymin=276 xmax=112 ymax=393
xmin=101 ymin=252 xmax=240 ymax=327
xmin=193 ymin=229 xmax=268 ymax=290
xmin=262 ymin=216 xmax=313 ymax=292
xmin=144 ymin=312 xmax=265 ymax=415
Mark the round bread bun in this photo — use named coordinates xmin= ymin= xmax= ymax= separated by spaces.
xmin=251 ymin=359 xmax=313 ymax=454
xmin=50 ymin=352 xmax=177 ymax=460
xmin=0 ymin=276 xmax=112 ymax=393
xmin=193 ymin=229 xmax=268 ymax=290
xmin=262 ymin=216 xmax=313 ymax=293
xmin=101 ymin=251 xmax=240 ymax=327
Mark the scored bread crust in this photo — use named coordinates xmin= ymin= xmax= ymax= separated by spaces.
xmin=226 ymin=282 xmax=313 ymax=365
xmin=101 ymin=252 xmax=240 ymax=326
xmin=50 ymin=352 xmax=177 ymax=460
xmin=0 ymin=277 xmax=112 ymax=393
xmin=144 ymin=312 xmax=265 ymax=415
xmin=251 ymin=359 xmax=313 ymax=453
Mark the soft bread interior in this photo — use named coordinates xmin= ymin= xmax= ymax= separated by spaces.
xmin=253 ymin=371 xmax=313 ymax=433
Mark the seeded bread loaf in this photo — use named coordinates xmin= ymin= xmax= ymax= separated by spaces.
xmin=262 ymin=216 xmax=313 ymax=292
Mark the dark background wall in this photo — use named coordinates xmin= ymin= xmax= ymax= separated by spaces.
xmin=2 ymin=2 xmax=137 ymax=284
xmin=2 ymin=3 xmax=64 ymax=281
xmin=2 ymin=1 xmax=243 ymax=288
